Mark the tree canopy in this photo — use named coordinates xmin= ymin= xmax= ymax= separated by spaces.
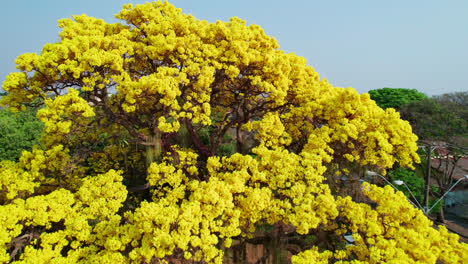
xmin=0 ymin=1 xmax=466 ymax=263
xmin=434 ymin=91 xmax=468 ymax=113
xmin=368 ymin=87 xmax=427 ymax=109
xmin=433 ymin=91 xmax=468 ymax=132
xmin=399 ymin=97 xmax=467 ymax=143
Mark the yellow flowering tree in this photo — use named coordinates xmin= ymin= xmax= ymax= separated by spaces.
xmin=1 ymin=1 xmax=466 ymax=263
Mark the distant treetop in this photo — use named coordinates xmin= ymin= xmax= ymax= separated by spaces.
xmin=368 ymin=88 xmax=427 ymax=109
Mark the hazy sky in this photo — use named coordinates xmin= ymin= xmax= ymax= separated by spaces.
xmin=1 ymin=0 xmax=467 ymax=95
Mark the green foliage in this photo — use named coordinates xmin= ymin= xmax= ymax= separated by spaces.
xmin=255 ymin=223 xmax=274 ymax=232
xmin=399 ymin=98 xmax=467 ymax=142
xmin=304 ymin=234 xmax=317 ymax=244
xmin=368 ymin=88 xmax=427 ymax=109
xmin=389 ymin=167 xmax=424 ymax=203
xmin=433 ymin=91 xmax=468 ymax=121
xmin=217 ymin=134 xmax=235 ymax=157
xmin=0 ymin=108 xmax=43 ymax=161
xmin=389 ymin=166 xmax=442 ymax=213
xmin=199 ymin=118 xmax=236 ymax=157
xmin=432 ymin=91 xmax=468 ymax=146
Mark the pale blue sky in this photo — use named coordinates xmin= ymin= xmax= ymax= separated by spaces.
xmin=1 ymin=0 xmax=467 ymax=95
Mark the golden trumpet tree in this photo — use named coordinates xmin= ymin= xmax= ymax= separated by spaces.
xmin=1 ymin=1 xmax=466 ymax=263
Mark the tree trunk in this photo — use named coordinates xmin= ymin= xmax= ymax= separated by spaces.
xmin=436 ymin=201 xmax=446 ymax=223
xmin=268 ymin=225 xmax=288 ymax=264
xmin=146 ymin=130 xmax=162 ymax=167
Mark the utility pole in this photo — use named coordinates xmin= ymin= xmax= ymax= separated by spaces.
xmin=423 ymin=144 xmax=432 ymax=214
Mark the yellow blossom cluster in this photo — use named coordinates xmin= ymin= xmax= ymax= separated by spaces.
xmin=0 ymin=160 xmax=37 ymax=202
xmin=0 ymin=170 xmax=127 ymax=263
xmin=292 ymin=183 xmax=467 ymax=263
xmin=36 ymin=89 xmax=95 ymax=147
xmin=280 ymin=84 xmax=420 ymax=173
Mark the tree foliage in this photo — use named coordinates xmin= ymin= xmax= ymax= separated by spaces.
xmin=399 ymin=98 xmax=467 ymax=143
xmin=0 ymin=1 xmax=466 ymax=263
xmin=389 ymin=167 xmax=425 ymax=204
xmin=0 ymin=107 xmax=43 ymax=161
xmin=368 ymin=87 xmax=427 ymax=109
xmin=431 ymin=92 xmax=468 ymax=146
xmin=433 ymin=91 xmax=468 ymax=122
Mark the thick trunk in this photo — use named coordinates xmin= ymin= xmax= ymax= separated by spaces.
xmin=184 ymin=119 xmax=212 ymax=158
xmin=146 ymin=130 xmax=162 ymax=167
xmin=268 ymin=225 xmax=288 ymax=264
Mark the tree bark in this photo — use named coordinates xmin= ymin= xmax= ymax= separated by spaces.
xmin=146 ymin=129 xmax=162 ymax=167
xmin=436 ymin=204 xmax=446 ymax=223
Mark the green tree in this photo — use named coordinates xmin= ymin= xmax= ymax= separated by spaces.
xmin=368 ymin=87 xmax=427 ymax=109
xmin=433 ymin=91 xmax=468 ymax=119
xmin=0 ymin=107 xmax=43 ymax=161
xmin=399 ymin=98 xmax=467 ymax=142
xmin=433 ymin=91 xmax=468 ymax=145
